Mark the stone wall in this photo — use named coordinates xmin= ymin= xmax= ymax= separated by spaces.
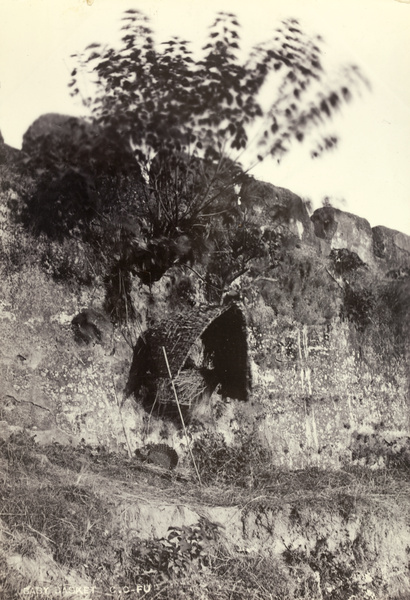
xmin=311 ymin=207 xmax=375 ymax=266
xmin=0 ymin=265 xmax=136 ymax=450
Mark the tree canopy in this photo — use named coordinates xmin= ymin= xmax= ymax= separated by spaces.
xmin=71 ymin=10 xmax=366 ymax=165
xmin=20 ymin=10 xmax=368 ymax=319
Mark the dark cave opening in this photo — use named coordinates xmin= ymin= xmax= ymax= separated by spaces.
xmin=200 ymin=304 xmax=249 ymax=402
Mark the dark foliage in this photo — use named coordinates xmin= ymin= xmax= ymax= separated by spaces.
xmin=342 ymin=285 xmax=375 ymax=332
xmin=254 ymin=243 xmax=340 ymax=325
xmin=20 ymin=170 xmax=98 ymax=241
xmin=371 ymin=273 xmax=410 ymax=358
xmin=330 ymin=248 xmax=365 ymax=276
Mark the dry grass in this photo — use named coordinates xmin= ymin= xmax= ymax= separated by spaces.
xmin=9 ymin=432 xmax=409 ymax=511
xmin=156 ymin=369 xmax=209 ymax=408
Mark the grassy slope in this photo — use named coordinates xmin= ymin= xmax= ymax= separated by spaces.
xmin=1 ymin=431 xmax=410 ymax=600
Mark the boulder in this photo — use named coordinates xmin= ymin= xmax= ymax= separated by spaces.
xmin=21 ymin=112 xmax=137 ymax=176
xmin=311 ymin=206 xmax=375 ymax=265
xmin=22 ymin=113 xmax=98 ymax=166
xmin=22 ymin=113 xmax=95 ymax=146
xmin=240 ymin=179 xmax=315 ymax=242
xmin=372 ymin=225 xmax=410 ymax=270
xmin=71 ymin=308 xmax=113 ymax=347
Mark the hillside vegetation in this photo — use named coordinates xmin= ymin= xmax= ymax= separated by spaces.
xmin=1 ymin=431 xmax=410 ymax=600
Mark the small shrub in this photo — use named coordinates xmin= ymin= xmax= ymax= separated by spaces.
xmin=283 ymin=535 xmax=379 ymax=600
xmin=20 ymin=170 xmax=99 ymax=241
xmin=126 ymin=519 xmax=219 ymax=585
xmin=351 ymin=432 xmax=410 ymax=472
xmin=257 ymin=247 xmax=340 ymax=326
xmin=330 ymin=248 xmax=365 ymax=276
xmin=191 ymin=430 xmax=271 ymax=487
xmin=39 ymin=237 xmax=100 ymax=286
xmin=342 ymin=285 xmax=375 ymax=332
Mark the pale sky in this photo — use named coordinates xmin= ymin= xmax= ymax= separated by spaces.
xmin=1 ymin=0 xmax=409 ymax=234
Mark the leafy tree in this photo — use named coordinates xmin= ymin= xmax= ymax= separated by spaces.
xmin=21 ymin=10 xmax=367 ymax=317
xmin=72 ymin=10 xmax=366 ymax=164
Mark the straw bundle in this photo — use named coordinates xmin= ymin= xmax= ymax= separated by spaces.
xmin=156 ymin=368 xmax=208 ymax=407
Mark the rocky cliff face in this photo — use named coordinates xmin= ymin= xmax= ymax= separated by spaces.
xmin=311 ymin=206 xmax=410 ymax=272
xmin=0 ymin=126 xmax=409 ymax=471
xmin=373 ymin=225 xmax=410 ymax=269
xmin=240 ymin=179 xmax=316 ymax=244
xmin=311 ymin=206 xmax=375 ymax=265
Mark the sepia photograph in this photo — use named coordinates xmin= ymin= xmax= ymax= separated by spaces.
xmin=0 ymin=0 xmax=409 ymax=598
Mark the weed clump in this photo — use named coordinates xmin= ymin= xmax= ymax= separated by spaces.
xmin=191 ymin=430 xmax=271 ymax=488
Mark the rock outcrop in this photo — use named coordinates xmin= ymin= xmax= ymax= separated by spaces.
xmin=21 ymin=112 xmax=138 ymax=177
xmin=310 ymin=206 xmax=410 ymax=271
xmin=22 ymin=113 xmax=94 ymax=150
xmin=21 ymin=113 xmax=98 ymax=167
xmin=240 ymin=179 xmax=315 ymax=243
xmin=372 ymin=225 xmax=410 ymax=270
xmin=0 ymin=129 xmax=5 ymax=165
xmin=311 ymin=206 xmax=375 ymax=266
